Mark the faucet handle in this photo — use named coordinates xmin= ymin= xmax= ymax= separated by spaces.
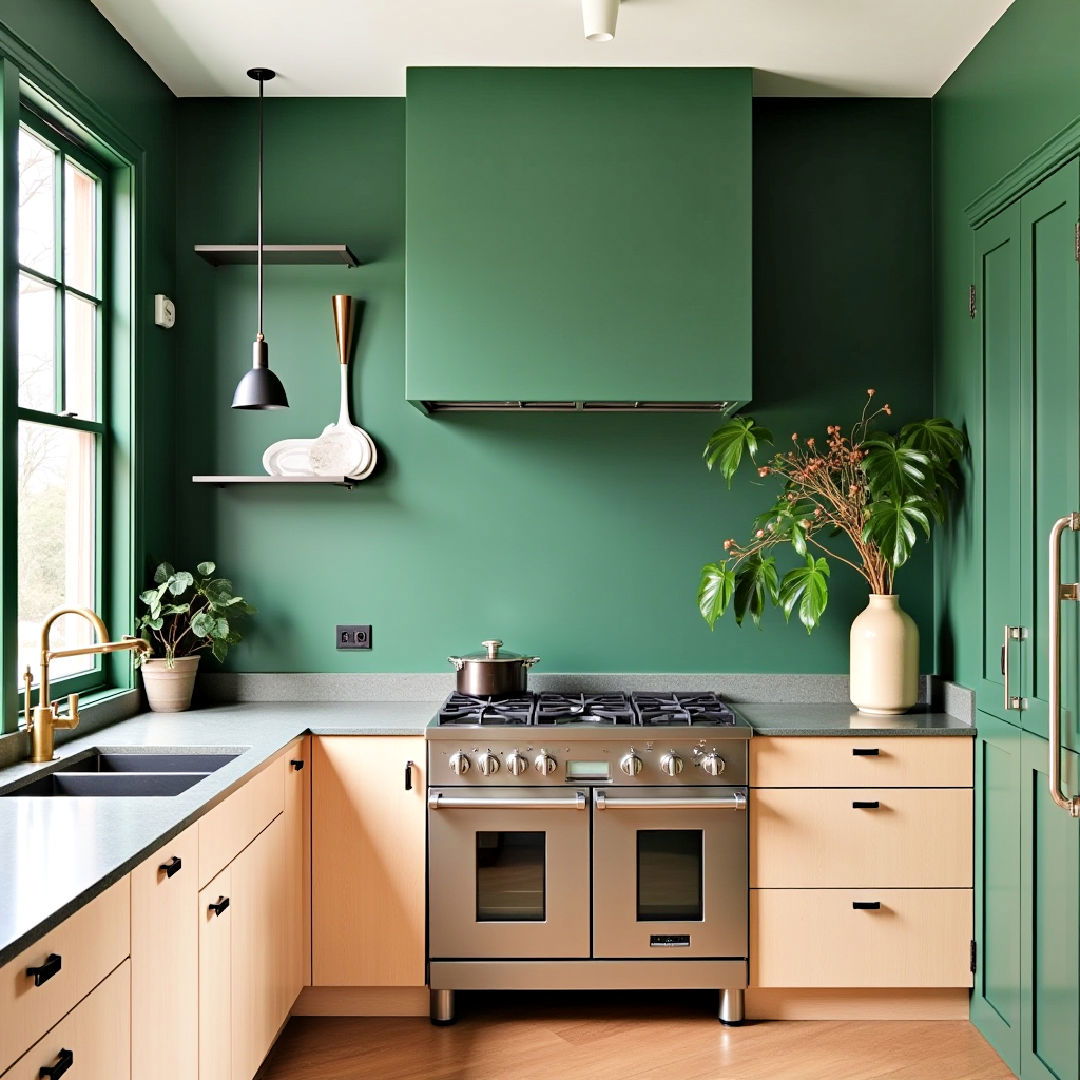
xmin=53 ymin=694 xmax=80 ymax=730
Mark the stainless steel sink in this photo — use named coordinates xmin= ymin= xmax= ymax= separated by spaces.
xmin=4 ymin=772 xmax=208 ymax=797
xmin=0 ymin=747 xmax=243 ymax=797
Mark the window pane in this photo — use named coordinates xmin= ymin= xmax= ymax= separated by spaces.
xmin=637 ymin=830 xmax=703 ymax=921
xmin=18 ymin=128 xmax=55 ymax=276
xmin=64 ymin=161 xmax=97 ymax=295
xmin=18 ymin=422 xmax=97 ymax=682
xmin=476 ymin=831 xmax=545 ymax=921
xmin=64 ymin=294 xmax=97 ymax=420
xmin=18 ymin=273 xmax=56 ymax=412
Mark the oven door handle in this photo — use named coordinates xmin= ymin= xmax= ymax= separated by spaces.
xmin=427 ymin=791 xmax=587 ymax=811
xmin=594 ymin=791 xmax=746 ymax=811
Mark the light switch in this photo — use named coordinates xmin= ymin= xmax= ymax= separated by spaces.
xmin=154 ymin=294 xmax=176 ymax=329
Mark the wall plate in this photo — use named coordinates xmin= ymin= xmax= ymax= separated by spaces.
xmin=154 ymin=293 xmax=176 ymax=329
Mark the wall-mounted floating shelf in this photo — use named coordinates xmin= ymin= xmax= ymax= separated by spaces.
xmin=193 ymin=475 xmax=357 ymax=489
xmin=194 ymin=244 xmax=361 ymax=267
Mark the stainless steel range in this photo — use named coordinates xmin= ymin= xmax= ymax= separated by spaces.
xmin=425 ymin=691 xmax=751 ymax=1025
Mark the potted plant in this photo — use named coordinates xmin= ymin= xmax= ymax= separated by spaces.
xmin=698 ymin=390 xmax=965 ymax=714
xmin=136 ymin=561 xmax=255 ymax=712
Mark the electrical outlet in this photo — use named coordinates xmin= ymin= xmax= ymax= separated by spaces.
xmin=336 ymin=624 xmax=372 ymax=650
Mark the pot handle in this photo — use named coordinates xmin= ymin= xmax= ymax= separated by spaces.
xmin=446 ymin=656 xmax=464 ymax=671
xmin=524 ymin=656 xmax=540 ymax=668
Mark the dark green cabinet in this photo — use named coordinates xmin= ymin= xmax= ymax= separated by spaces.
xmin=404 ymin=67 xmax=752 ymax=410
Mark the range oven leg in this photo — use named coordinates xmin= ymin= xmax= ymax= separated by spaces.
xmin=430 ymin=988 xmax=456 ymax=1026
xmin=718 ymin=988 xmax=745 ymax=1025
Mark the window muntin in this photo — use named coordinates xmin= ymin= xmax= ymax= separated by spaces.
xmin=16 ymin=116 xmax=107 ymax=689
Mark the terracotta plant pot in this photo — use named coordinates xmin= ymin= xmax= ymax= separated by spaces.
xmin=849 ymin=594 xmax=918 ymax=715
xmin=141 ymin=656 xmax=200 ymax=713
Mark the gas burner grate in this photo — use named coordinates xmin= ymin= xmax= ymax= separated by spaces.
xmin=534 ymin=692 xmax=636 ymax=725
xmin=631 ymin=691 xmax=736 ymax=727
xmin=437 ymin=693 xmax=535 ymax=726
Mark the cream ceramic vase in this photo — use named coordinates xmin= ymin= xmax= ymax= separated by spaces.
xmin=141 ymin=656 xmax=200 ymax=713
xmin=849 ymin=594 xmax=918 ymax=715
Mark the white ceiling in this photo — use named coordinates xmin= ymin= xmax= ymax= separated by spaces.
xmin=90 ymin=0 xmax=1015 ymax=99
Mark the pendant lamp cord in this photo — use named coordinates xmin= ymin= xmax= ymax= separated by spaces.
xmin=256 ymin=73 xmax=265 ymax=342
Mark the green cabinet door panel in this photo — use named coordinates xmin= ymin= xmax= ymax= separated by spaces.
xmin=404 ymin=67 xmax=752 ymax=406
xmin=973 ymin=710 xmax=1023 ymax=1075
xmin=974 ymin=203 xmax=1023 ymax=724
xmin=1020 ymin=730 xmax=1080 ymax=1080
xmin=1020 ymin=160 xmax=1080 ymax=749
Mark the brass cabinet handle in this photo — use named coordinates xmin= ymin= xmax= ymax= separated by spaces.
xmin=1002 ymin=624 xmax=1025 ymax=711
xmin=1048 ymin=513 xmax=1080 ymax=816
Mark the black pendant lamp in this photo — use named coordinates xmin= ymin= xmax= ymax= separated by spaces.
xmin=232 ymin=67 xmax=289 ymax=410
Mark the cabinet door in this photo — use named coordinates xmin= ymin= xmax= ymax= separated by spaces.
xmin=284 ymin=737 xmax=309 ymax=1008
xmin=1020 ymin=159 xmax=1080 ymax=750
xmin=312 ymin=736 xmax=426 ymax=986
xmin=131 ymin=824 xmax=198 ymax=1080
xmin=974 ymin=203 xmax=1024 ymax=723
xmin=971 ymin=710 xmax=1022 ymax=1075
xmin=198 ymin=866 xmax=232 ymax=1080
xmin=1020 ymin=731 xmax=1080 ymax=1080
xmin=231 ymin=815 xmax=287 ymax=1080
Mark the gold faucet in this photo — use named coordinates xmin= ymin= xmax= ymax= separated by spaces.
xmin=23 ymin=606 xmax=152 ymax=763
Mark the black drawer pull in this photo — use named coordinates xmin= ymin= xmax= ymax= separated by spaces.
xmin=852 ymin=801 xmax=880 ymax=809
xmin=405 ymin=760 xmax=414 ymax=791
xmin=208 ymin=896 xmax=230 ymax=917
xmin=38 ymin=1047 xmax=73 ymax=1078
xmin=159 ymin=855 xmax=182 ymax=878
xmin=26 ymin=953 xmax=62 ymax=987
xmin=290 ymin=759 xmax=305 ymax=771
xmin=852 ymin=901 xmax=882 ymax=910
xmin=852 ymin=748 xmax=880 ymax=756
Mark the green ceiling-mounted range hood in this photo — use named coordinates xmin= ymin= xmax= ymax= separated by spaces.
xmin=404 ymin=67 xmax=752 ymax=415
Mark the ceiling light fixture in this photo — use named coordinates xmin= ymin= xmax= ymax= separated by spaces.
xmin=232 ymin=67 xmax=289 ymax=410
xmin=582 ymin=0 xmax=619 ymax=41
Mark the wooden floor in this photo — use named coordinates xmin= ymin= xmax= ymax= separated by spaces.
xmin=261 ymin=992 xmax=1014 ymax=1080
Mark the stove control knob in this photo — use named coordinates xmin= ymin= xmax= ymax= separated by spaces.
xmin=659 ymin=751 xmax=684 ymax=777
xmin=478 ymin=752 xmax=501 ymax=776
xmin=534 ymin=751 xmax=558 ymax=776
xmin=448 ymin=752 xmax=471 ymax=775
xmin=700 ymin=751 xmax=726 ymax=777
xmin=619 ymin=752 xmax=643 ymax=776
xmin=506 ymin=751 xmax=529 ymax=776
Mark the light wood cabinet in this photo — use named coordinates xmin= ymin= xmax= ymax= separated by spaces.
xmin=130 ymin=823 xmax=199 ymax=1080
xmin=0 ymin=875 xmax=129 ymax=1072
xmin=4 ymin=959 xmax=130 ymax=1080
xmin=198 ymin=865 xmax=232 ymax=1080
xmin=283 ymin=736 xmax=310 ymax=1004
xmin=312 ymin=736 xmax=425 ymax=987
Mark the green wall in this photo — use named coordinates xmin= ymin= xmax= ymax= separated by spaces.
xmin=932 ymin=0 xmax=1080 ymax=687
xmin=174 ymin=95 xmax=933 ymax=673
xmin=0 ymin=0 xmax=177 ymax=587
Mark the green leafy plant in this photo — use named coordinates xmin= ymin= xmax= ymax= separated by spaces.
xmin=698 ymin=391 xmax=965 ymax=633
xmin=136 ymin=561 xmax=255 ymax=666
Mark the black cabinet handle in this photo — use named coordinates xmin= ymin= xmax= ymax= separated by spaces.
xmin=852 ymin=801 xmax=881 ymax=809
xmin=852 ymin=748 xmax=880 ymax=756
xmin=405 ymin=760 xmax=414 ymax=791
xmin=290 ymin=759 xmax=305 ymax=771
xmin=159 ymin=855 xmax=182 ymax=878
xmin=26 ymin=953 xmax=62 ymax=987
xmin=208 ymin=896 xmax=230 ymax=917
xmin=38 ymin=1048 xmax=73 ymax=1079
xmin=852 ymin=901 xmax=881 ymax=910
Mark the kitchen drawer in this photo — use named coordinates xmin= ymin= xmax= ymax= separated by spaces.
xmin=0 ymin=875 xmax=130 ymax=1071
xmin=751 ymin=888 xmax=973 ymax=988
xmin=751 ymin=787 xmax=972 ymax=888
xmin=3 ymin=959 xmax=130 ymax=1080
xmin=199 ymin=752 xmax=284 ymax=886
xmin=750 ymin=736 xmax=972 ymax=788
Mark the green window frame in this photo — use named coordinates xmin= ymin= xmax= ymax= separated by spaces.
xmin=0 ymin=55 xmax=139 ymax=734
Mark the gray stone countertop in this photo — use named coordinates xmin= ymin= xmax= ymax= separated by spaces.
xmin=0 ymin=694 xmax=971 ymax=969
xmin=734 ymin=701 xmax=975 ymax=736
xmin=0 ymin=701 xmax=437 ymax=968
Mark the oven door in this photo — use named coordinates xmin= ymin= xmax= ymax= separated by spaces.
xmin=591 ymin=787 xmax=748 ymax=960
xmin=428 ymin=787 xmax=592 ymax=959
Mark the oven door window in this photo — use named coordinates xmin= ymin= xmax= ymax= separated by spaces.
xmin=476 ymin=831 xmax=546 ymax=921
xmin=636 ymin=829 xmax=703 ymax=921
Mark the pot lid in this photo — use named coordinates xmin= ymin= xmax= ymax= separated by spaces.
xmin=450 ymin=639 xmax=533 ymax=663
